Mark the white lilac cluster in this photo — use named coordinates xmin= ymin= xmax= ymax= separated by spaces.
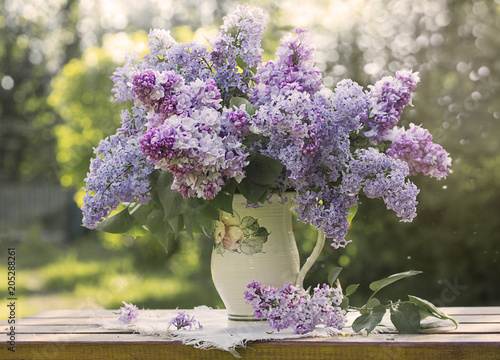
xmin=82 ymin=4 xmax=451 ymax=248
xmin=82 ymin=106 xmax=154 ymax=229
xmin=244 ymin=281 xmax=346 ymax=334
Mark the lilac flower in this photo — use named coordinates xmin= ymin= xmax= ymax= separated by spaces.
xmin=147 ymin=29 xmax=176 ymax=59
xmin=245 ymin=281 xmax=346 ymax=334
xmin=140 ymin=124 xmax=177 ymax=162
xmin=250 ymin=28 xmax=322 ymax=106
xmin=223 ymin=107 xmax=251 ymax=137
xmin=82 ymin=106 xmax=154 ymax=229
xmin=386 ymin=123 xmax=452 ymax=179
xmin=294 ymin=189 xmax=356 ymax=249
xmin=342 ymin=148 xmax=420 ymax=222
xmin=139 ymin=108 xmax=248 ymax=200
xmin=118 ymin=301 xmax=139 ymax=324
xmin=84 ymin=5 xmax=451 ymax=252
xmin=111 ymin=52 xmax=151 ymax=103
xmin=364 ymin=70 xmax=420 ymax=142
xmin=209 ymin=4 xmax=267 ymax=98
xmin=168 ymin=311 xmax=203 ymax=330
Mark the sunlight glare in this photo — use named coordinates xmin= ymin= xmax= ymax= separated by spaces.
xmin=281 ymin=0 xmax=366 ymax=31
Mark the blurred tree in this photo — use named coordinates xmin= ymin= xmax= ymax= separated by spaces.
xmin=0 ymin=0 xmax=81 ymax=182
xmin=48 ymin=32 xmax=148 ymax=189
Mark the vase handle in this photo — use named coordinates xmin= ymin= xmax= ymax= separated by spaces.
xmin=295 ymin=230 xmax=326 ymax=288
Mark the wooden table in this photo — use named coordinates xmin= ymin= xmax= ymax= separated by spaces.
xmin=1 ymin=307 xmax=499 ymax=359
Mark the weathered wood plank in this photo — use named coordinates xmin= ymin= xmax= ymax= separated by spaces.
xmin=1 ymin=322 xmax=499 ymax=335
xmin=1 ymin=338 xmax=499 ymax=360
xmin=5 ymin=332 xmax=500 ymax=343
xmin=439 ymin=307 xmax=500 ymax=315
xmin=1 ymin=307 xmax=499 ymax=360
xmin=11 ymin=306 xmax=499 ymax=320
xmin=4 ymin=313 xmax=498 ymax=328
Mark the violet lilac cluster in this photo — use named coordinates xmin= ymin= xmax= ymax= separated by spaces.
xmin=247 ymin=27 xmax=426 ymax=247
xmin=387 ymin=123 xmax=452 ymax=179
xmin=82 ymin=106 xmax=154 ymax=229
xmin=133 ymin=70 xmax=249 ymax=199
xmin=209 ymin=5 xmax=267 ymax=99
xmin=118 ymin=301 xmax=139 ymax=324
xmin=244 ymin=281 xmax=346 ymax=334
xmin=168 ymin=311 xmax=203 ymax=330
xmin=364 ymin=70 xmax=420 ymax=143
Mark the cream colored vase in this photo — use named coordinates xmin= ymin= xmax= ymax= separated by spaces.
xmin=211 ymin=193 xmax=325 ymax=321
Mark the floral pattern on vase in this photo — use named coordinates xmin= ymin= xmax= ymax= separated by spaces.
xmin=214 ymin=210 xmax=270 ymax=255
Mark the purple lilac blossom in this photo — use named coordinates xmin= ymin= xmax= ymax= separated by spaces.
xmin=82 ymin=106 xmax=154 ymax=229
xmin=342 ymin=148 xmax=420 ymax=222
xmin=111 ymin=52 xmax=152 ymax=103
xmin=132 ymin=70 xmax=185 ymax=117
xmin=250 ymin=28 xmax=322 ymax=107
xmin=139 ymin=108 xmax=248 ymax=200
xmin=364 ymin=70 xmax=420 ymax=142
xmin=223 ymin=107 xmax=251 ymax=137
xmin=244 ymin=281 xmax=346 ymax=334
xmin=294 ymin=188 xmax=357 ymax=249
xmin=386 ymin=123 xmax=452 ymax=179
xmin=248 ymin=29 xmax=372 ymax=246
xmin=209 ymin=4 xmax=267 ymax=98
xmin=168 ymin=311 xmax=203 ymax=330
xmin=118 ymin=301 xmax=139 ymax=324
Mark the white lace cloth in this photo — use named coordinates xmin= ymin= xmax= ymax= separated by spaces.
xmin=95 ymin=306 xmax=352 ymax=356
xmin=95 ymin=306 xmax=453 ymax=357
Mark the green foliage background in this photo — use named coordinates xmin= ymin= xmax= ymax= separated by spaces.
xmin=1 ymin=0 xmax=499 ymax=319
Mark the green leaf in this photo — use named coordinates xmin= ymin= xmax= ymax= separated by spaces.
xmin=167 ymin=215 xmax=185 ymax=235
xmin=328 ymin=267 xmax=343 ymax=287
xmin=198 ymin=204 xmax=220 ymax=221
xmin=156 ymin=171 xmax=185 ymax=219
xmin=228 ymin=97 xmax=258 ymax=115
xmin=96 ymin=208 xmax=135 ymax=233
xmin=235 ymin=56 xmax=248 ymax=70
xmin=360 ymin=297 xmax=381 ymax=315
xmin=352 ymin=305 xmax=387 ymax=334
xmin=244 ymin=154 xmax=283 ymax=185
xmin=408 ymin=295 xmax=458 ymax=328
xmin=146 ymin=208 xmax=171 ymax=242
xmin=347 ymin=204 xmax=358 ymax=225
xmin=237 ymin=178 xmax=268 ymax=204
xmin=345 ymin=284 xmax=360 ymax=297
xmin=369 ymin=270 xmax=423 ymax=298
xmin=245 ymin=227 xmax=269 ymax=244
xmin=209 ymin=179 xmax=236 ymax=213
xmin=340 ymin=297 xmax=349 ymax=310
xmin=240 ymin=239 xmax=264 ymax=255
xmin=240 ymin=216 xmax=259 ymax=234
xmin=130 ymin=202 xmax=156 ymax=226
xmin=390 ymin=303 xmax=421 ymax=334
xmin=367 ymin=297 xmax=381 ymax=309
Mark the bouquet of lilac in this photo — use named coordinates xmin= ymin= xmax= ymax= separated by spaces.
xmin=82 ymin=5 xmax=451 ymax=250
xmin=245 ymin=281 xmax=346 ymax=334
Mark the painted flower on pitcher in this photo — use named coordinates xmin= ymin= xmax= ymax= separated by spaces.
xmin=214 ymin=211 xmax=269 ymax=255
